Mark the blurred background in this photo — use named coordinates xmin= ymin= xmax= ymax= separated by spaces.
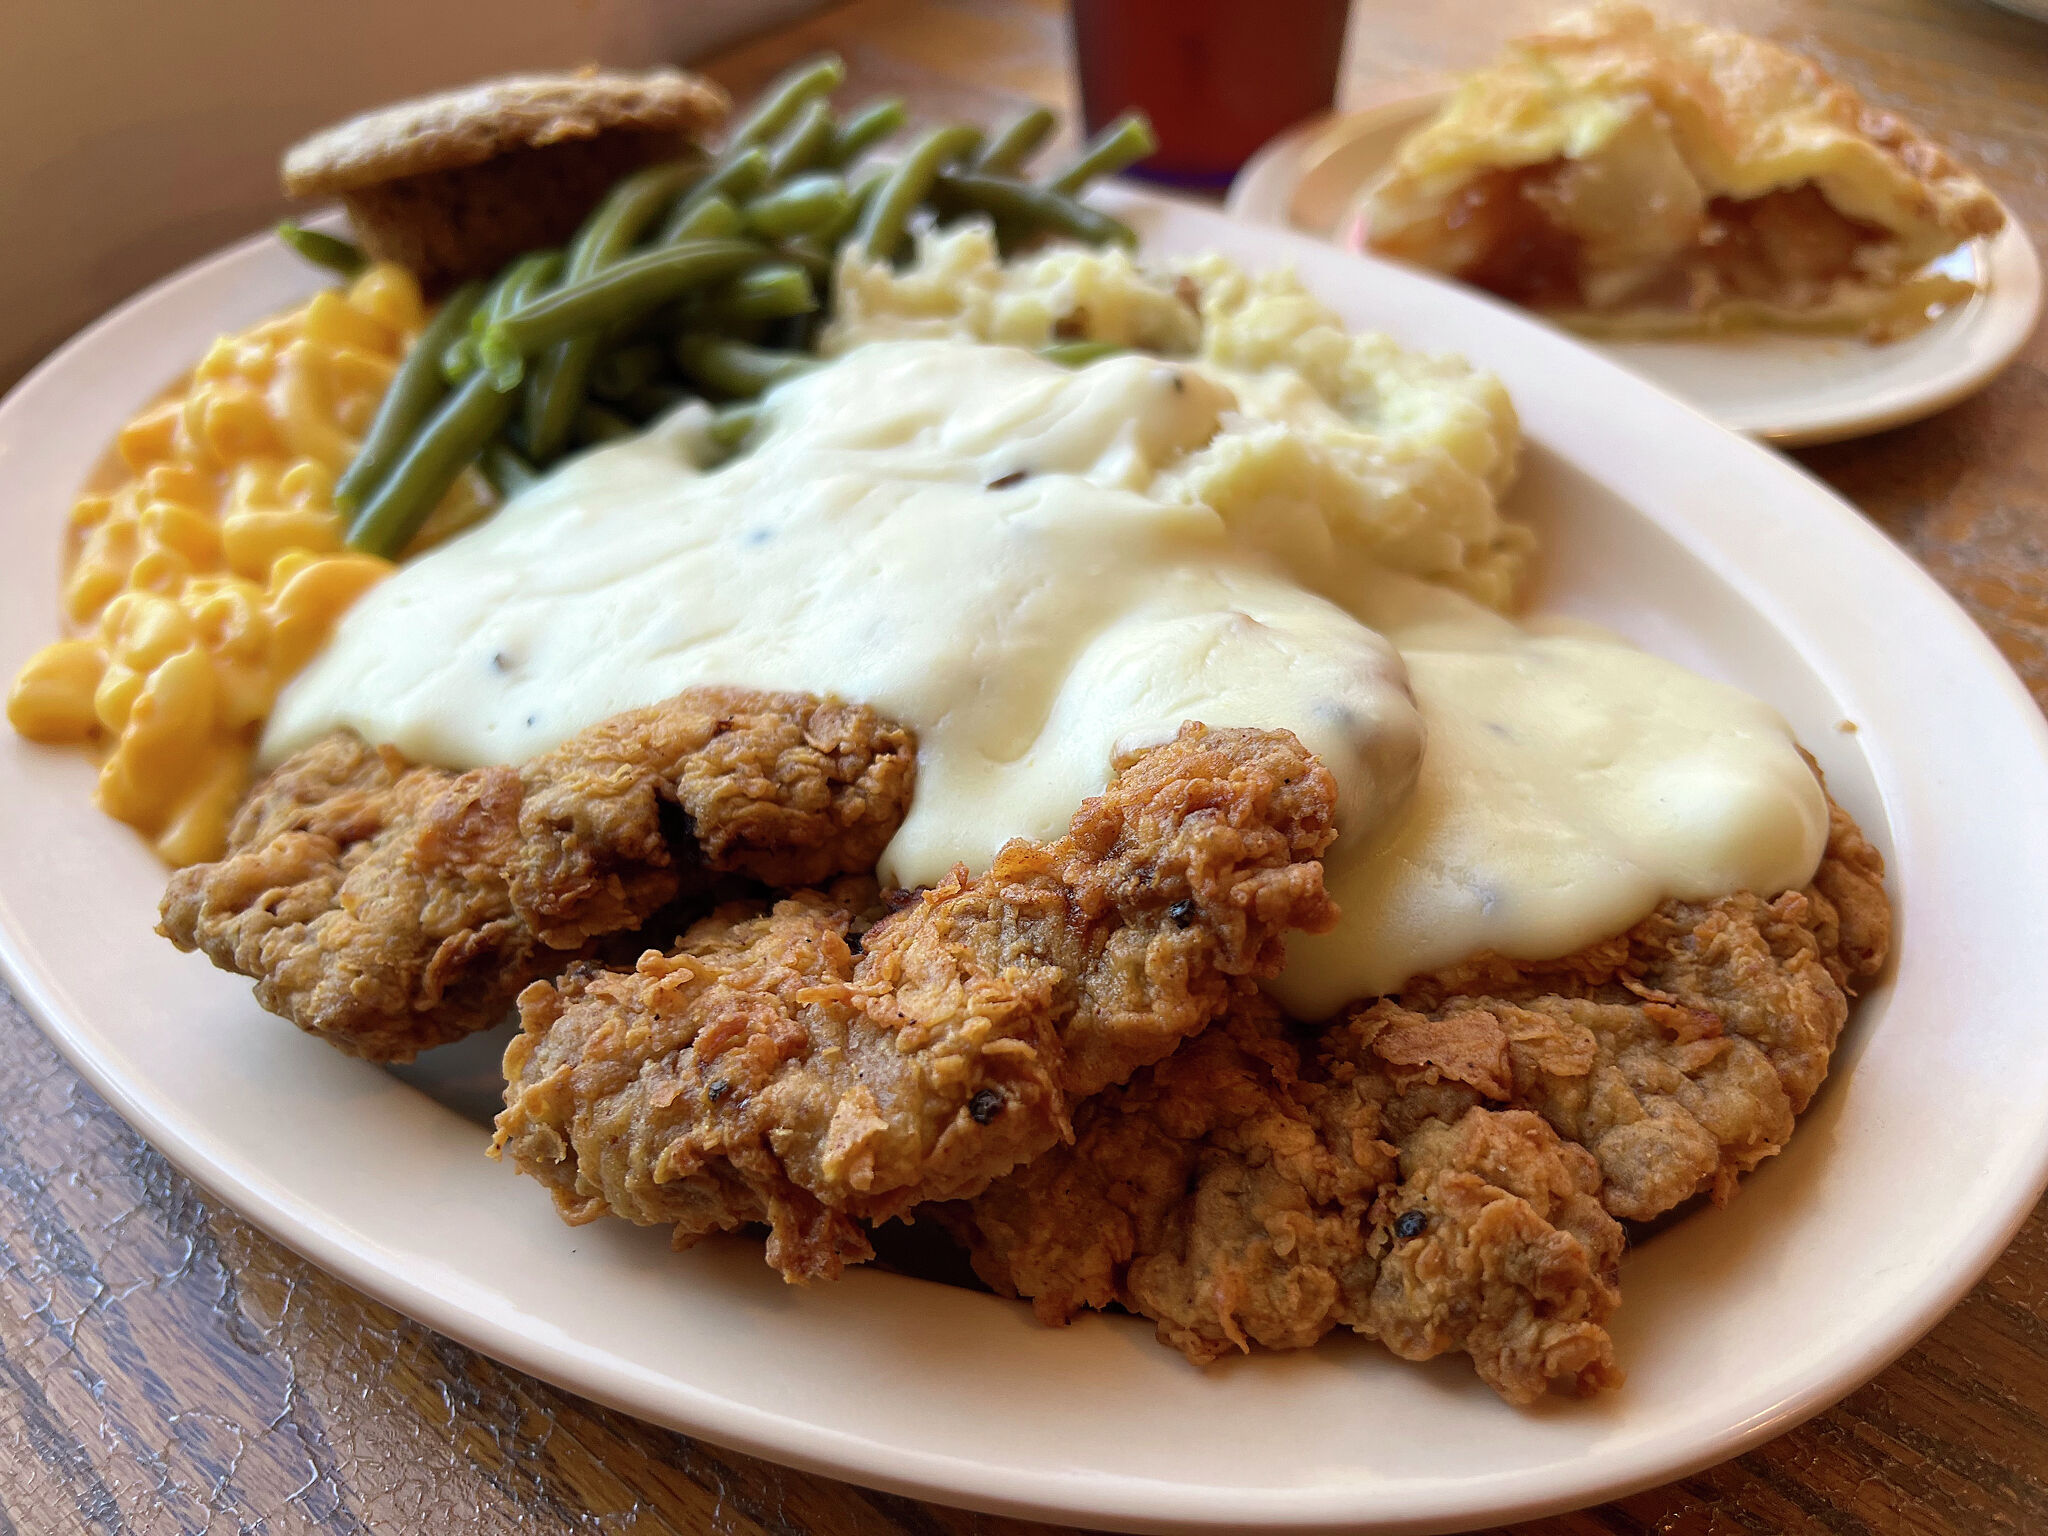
xmin=6 ymin=0 xmax=2040 ymax=387
xmin=0 ymin=0 xmax=821 ymax=388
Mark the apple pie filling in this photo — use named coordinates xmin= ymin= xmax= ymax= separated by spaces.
xmin=1375 ymin=161 xmax=1891 ymax=315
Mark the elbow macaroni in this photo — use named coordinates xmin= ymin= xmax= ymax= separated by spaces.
xmin=6 ymin=263 xmax=492 ymax=865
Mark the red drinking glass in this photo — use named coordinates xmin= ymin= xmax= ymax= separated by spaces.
xmin=1070 ymin=0 xmax=1350 ymax=190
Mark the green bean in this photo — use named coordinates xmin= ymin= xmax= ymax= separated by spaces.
xmin=443 ymin=251 xmax=560 ymax=382
xmin=744 ymin=173 xmax=853 ymax=240
xmin=588 ymin=341 xmax=666 ymax=401
xmin=574 ymin=161 xmax=698 ymax=267
xmin=724 ymin=55 xmax=845 ymax=150
xmin=1039 ymin=339 xmax=1125 ymax=367
xmin=823 ymin=98 xmax=906 ymax=166
xmin=822 ymin=167 xmax=886 ymax=244
xmin=277 ymin=222 xmax=367 ymax=277
xmin=574 ymin=403 xmax=637 ymax=446
xmin=754 ymin=170 xmax=877 ymax=269
xmin=775 ymin=235 xmax=834 ymax=278
xmin=334 ymin=281 xmax=484 ymax=513
xmin=1046 ymin=111 xmax=1156 ymax=194
xmin=480 ymin=441 xmax=540 ymax=500
xmin=705 ymin=263 xmax=817 ymax=323
xmin=932 ymin=171 xmax=1136 ymax=246
xmin=441 ymin=334 xmax=476 ymax=384
xmin=508 ymin=250 xmax=561 ymax=294
xmin=766 ymin=312 xmax=816 ymax=354
xmin=478 ymin=239 xmax=763 ymax=388
xmin=674 ymin=336 xmax=818 ymax=399
xmin=666 ymin=194 xmax=744 ymax=243
xmin=525 ymin=161 xmax=699 ymax=460
xmin=855 ymin=124 xmax=984 ymax=262
xmin=345 ymin=369 xmax=518 ymax=558
xmin=975 ymin=107 xmax=1055 ymax=174
xmin=624 ymin=381 xmax=693 ymax=420
xmin=501 ymin=252 xmax=562 ymax=306
xmin=765 ymin=98 xmax=835 ymax=181
xmin=658 ymin=151 xmax=769 ymax=242
xmin=707 ymin=402 xmax=764 ymax=449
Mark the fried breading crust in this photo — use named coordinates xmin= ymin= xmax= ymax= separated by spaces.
xmin=1369 ymin=1108 xmax=1622 ymax=1400
xmin=947 ymin=994 xmax=1624 ymax=1404
xmin=158 ymin=690 xmax=914 ymax=1062
xmin=1347 ymin=796 xmax=1888 ymax=1218
xmin=951 ymin=995 xmax=1389 ymax=1353
xmin=946 ymin=797 xmax=1887 ymax=1403
xmin=491 ymin=724 xmax=1340 ymax=1282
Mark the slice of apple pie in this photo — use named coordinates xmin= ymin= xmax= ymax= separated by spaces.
xmin=1361 ymin=3 xmax=2004 ymax=340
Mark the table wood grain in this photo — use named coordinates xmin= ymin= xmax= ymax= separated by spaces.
xmin=4 ymin=0 xmax=2048 ymax=1530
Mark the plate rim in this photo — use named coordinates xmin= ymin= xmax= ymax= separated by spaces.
xmin=1225 ymin=95 xmax=2045 ymax=447
xmin=5 ymin=190 xmax=2048 ymax=1533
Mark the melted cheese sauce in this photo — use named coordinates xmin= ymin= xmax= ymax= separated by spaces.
xmin=268 ymin=336 xmax=1827 ymax=1014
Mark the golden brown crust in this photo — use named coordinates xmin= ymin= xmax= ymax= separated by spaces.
xmin=281 ymin=69 xmax=727 ymax=196
xmin=491 ymin=723 xmax=1341 ymax=1283
xmin=496 ymin=889 xmax=889 ymax=1281
xmin=947 ymin=994 xmax=1625 ymax=1405
xmin=1368 ymin=1107 xmax=1624 ymax=1401
xmin=946 ymin=1000 xmax=1364 ymax=1343
xmin=1347 ymin=794 xmax=1888 ymax=1219
xmin=946 ymin=794 xmax=1887 ymax=1403
xmin=157 ymin=689 xmax=914 ymax=1062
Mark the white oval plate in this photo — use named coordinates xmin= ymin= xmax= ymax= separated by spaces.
xmin=1228 ymin=97 xmax=2044 ymax=447
xmin=6 ymin=188 xmax=2048 ymax=1534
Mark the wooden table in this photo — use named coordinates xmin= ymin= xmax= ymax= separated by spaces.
xmin=5 ymin=0 xmax=2047 ymax=1530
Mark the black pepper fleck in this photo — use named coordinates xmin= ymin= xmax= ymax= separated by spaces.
xmin=491 ymin=651 xmax=512 ymax=673
xmin=1171 ymin=374 xmax=1185 ymax=394
xmin=986 ymin=469 xmax=1029 ymax=490
xmin=1394 ymin=1209 xmax=1428 ymax=1241
xmin=1167 ymin=898 xmax=1197 ymax=928
xmin=706 ymin=1079 xmax=730 ymax=1103
xmin=968 ymin=1088 xmax=1003 ymax=1124
xmin=525 ymin=714 xmax=538 ymax=728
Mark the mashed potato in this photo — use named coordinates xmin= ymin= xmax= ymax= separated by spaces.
xmin=827 ymin=225 xmax=1529 ymax=607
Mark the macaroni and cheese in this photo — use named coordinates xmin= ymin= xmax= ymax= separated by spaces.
xmin=6 ymin=264 xmax=488 ymax=863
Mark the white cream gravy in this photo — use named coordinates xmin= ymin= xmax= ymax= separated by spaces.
xmin=267 ymin=337 xmax=1827 ymax=1014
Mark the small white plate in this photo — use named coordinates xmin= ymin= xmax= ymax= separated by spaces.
xmin=1228 ymin=96 xmax=2043 ymax=446
xmin=7 ymin=189 xmax=2048 ymax=1533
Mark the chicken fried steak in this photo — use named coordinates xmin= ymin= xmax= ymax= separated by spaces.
xmin=159 ymin=688 xmax=914 ymax=1061
xmin=946 ymin=993 xmax=1625 ymax=1404
xmin=1347 ymin=795 xmax=1888 ymax=1220
xmin=945 ymin=796 xmax=1887 ymax=1402
xmin=491 ymin=723 xmax=1340 ymax=1282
